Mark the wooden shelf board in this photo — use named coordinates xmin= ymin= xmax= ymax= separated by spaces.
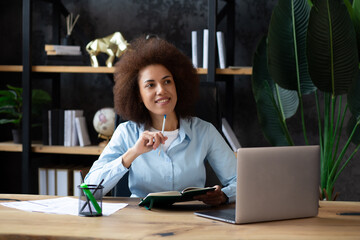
xmin=0 ymin=65 xmax=114 ymax=73
xmin=0 ymin=142 xmax=22 ymax=152
xmin=0 ymin=141 xmax=104 ymax=155
xmin=197 ymin=67 xmax=252 ymax=75
xmin=0 ymin=65 xmax=23 ymax=72
xmin=0 ymin=65 xmax=252 ymax=75
xmin=33 ymin=66 xmax=115 ymax=73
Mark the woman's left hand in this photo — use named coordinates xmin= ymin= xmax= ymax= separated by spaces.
xmin=193 ymin=185 xmax=228 ymax=206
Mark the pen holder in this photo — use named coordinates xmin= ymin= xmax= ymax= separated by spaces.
xmin=78 ymin=184 xmax=104 ymax=217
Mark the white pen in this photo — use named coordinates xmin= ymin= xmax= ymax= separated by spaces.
xmin=159 ymin=114 xmax=167 ymax=155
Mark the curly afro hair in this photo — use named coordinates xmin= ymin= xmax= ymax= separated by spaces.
xmin=113 ymin=35 xmax=199 ymax=126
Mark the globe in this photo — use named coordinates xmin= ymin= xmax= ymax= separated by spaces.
xmin=93 ymin=108 xmax=115 ymax=138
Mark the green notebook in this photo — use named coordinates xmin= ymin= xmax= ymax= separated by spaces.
xmin=138 ymin=187 xmax=216 ymax=210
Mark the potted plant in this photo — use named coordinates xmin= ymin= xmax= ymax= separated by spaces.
xmin=0 ymin=85 xmax=51 ymax=143
xmin=252 ymin=0 xmax=360 ymax=200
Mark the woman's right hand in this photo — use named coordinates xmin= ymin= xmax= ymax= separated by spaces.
xmin=133 ymin=130 xmax=168 ymax=155
xmin=122 ymin=131 xmax=167 ymax=168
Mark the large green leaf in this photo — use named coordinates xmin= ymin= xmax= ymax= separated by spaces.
xmin=0 ymin=107 xmax=19 ymax=116
xmin=0 ymin=96 xmax=17 ymax=108
xmin=0 ymin=118 xmax=20 ymax=125
xmin=342 ymin=72 xmax=360 ymax=146
xmin=0 ymin=90 xmax=16 ymax=98
xmin=307 ymin=0 xmax=359 ymax=95
xmin=348 ymin=70 xmax=360 ymax=119
xmin=268 ymin=0 xmax=315 ymax=94
xmin=273 ymin=86 xmax=299 ymax=119
xmin=352 ymin=0 xmax=360 ymax=58
xmin=252 ymin=36 xmax=298 ymax=146
xmin=6 ymin=85 xmax=22 ymax=97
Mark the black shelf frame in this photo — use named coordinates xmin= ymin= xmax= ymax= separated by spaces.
xmin=22 ymin=0 xmax=32 ymax=193
xmin=207 ymin=0 xmax=235 ymax=125
xmin=22 ymin=0 xmax=62 ymax=193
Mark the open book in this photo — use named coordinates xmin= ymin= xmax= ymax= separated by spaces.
xmin=138 ymin=187 xmax=216 ymax=210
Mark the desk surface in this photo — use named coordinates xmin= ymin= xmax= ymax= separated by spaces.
xmin=0 ymin=194 xmax=360 ymax=240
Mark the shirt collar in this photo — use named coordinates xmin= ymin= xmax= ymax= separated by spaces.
xmin=179 ymin=118 xmax=192 ymax=142
xmin=139 ymin=123 xmax=146 ymax=133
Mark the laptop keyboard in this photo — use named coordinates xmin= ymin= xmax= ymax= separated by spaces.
xmin=216 ymin=209 xmax=235 ymax=219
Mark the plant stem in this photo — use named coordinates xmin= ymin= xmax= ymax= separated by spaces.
xmin=329 ymin=95 xmax=337 ymax=166
xmin=298 ymin=91 xmax=309 ymax=145
xmin=333 ymin=103 xmax=348 ymax=164
xmin=322 ymin=92 xmax=331 ymax=192
xmin=328 ymin=118 xmax=360 ymax=190
xmin=331 ymin=143 xmax=360 ymax=187
xmin=315 ymin=91 xmax=323 ymax=162
xmin=330 ymin=95 xmax=341 ymax=159
xmin=324 ymin=94 xmax=337 ymax=199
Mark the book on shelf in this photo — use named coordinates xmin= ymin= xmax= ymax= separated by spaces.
xmin=44 ymin=44 xmax=81 ymax=56
xmin=138 ymin=186 xmax=216 ymax=210
xmin=64 ymin=111 xmax=71 ymax=147
xmin=203 ymin=29 xmax=209 ymax=69
xmin=46 ymin=50 xmax=81 ymax=56
xmin=64 ymin=110 xmax=84 ymax=147
xmin=47 ymin=167 xmax=56 ymax=195
xmin=48 ymin=109 xmax=64 ymax=146
xmin=191 ymin=30 xmax=203 ymax=68
xmin=221 ymin=117 xmax=241 ymax=152
xmin=75 ymin=116 xmax=91 ymax=147
xmin=216 ymin=31 xmax=226 ymax=69
xmin=191 ymin=31 xmax=198 ymax=68
xmin=45 ymin=44 xmax=81 ymax=52
xmin=72 ymin=110 xmax=84 ymax=146
xmin=56 ymin=166 xmax=74 ymax=196
xmin=38 ymin=167 xmax=47 ymax=195
xmin=191 ymin=29 xmax=228 ymax=69
xmin=38 ymin=165 xmax=91 ymax=196
xmin=44 ymin=44 xmax=83 ymax=65
xmin=44 ymin=109 xmax=90 ymax=147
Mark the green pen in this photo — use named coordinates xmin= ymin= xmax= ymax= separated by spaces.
xmin=80 ymin=183 xmax=102 ymax=215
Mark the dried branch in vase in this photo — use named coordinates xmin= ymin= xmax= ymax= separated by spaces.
xmin=66 ymin=13 xmax=80 ymax=37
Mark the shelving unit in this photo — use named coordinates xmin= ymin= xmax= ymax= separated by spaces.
xmin=0 ymin=65 xmax=252 ymax=75
xmin=1 ymin=0 xmax=252 ymax=193
xmin=0 ymin=64 xmax=252 ymax=155
xmin=0 ymin=63 xmax=252 ymax=156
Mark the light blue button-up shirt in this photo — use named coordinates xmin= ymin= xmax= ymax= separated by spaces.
xmin=85 ymin=117 xmax=237 ymax=202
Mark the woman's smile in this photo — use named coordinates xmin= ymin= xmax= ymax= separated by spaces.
xmin=155 ymin=97 xmax=170 ymax=104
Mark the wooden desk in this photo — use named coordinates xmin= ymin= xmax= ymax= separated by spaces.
xmin=0 ymin=194 xmax=359 ymax=239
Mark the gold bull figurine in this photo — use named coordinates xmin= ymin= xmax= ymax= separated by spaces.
xmin=86 ymin=32 xmax=129 ymax=67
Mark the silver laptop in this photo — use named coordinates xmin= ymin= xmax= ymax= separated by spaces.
xmin=195 ymin=145 xmax=320 ymax=224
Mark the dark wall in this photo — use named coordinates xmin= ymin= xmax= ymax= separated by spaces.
xmin=0 ymin=0 xmax=359 ymax=200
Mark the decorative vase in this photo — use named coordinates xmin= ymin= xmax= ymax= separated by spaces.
xmin=61 ymin=35 xmax=74 ymax=45
xmin=12 ymin=129 xmax=22 ymax=144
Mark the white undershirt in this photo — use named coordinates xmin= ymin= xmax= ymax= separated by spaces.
xmin=150 ymin=127 xmax=179 ymax=152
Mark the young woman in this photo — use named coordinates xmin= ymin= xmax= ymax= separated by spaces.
xmin=85 ymin=35 xmax=237 ymax=205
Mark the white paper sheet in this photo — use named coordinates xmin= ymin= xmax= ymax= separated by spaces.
xmin=1 ymin=197 xmax=127 ymax=216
